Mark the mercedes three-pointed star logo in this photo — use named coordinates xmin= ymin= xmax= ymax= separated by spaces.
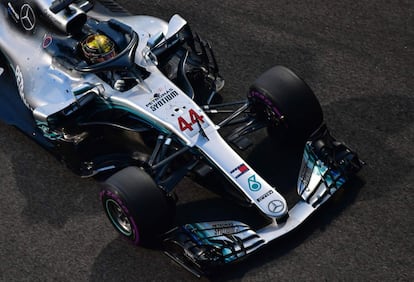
xmin=268 ymin=200 xmax=285 ymax=214
xmin=19 ymin=4 xmax=36 ymax=31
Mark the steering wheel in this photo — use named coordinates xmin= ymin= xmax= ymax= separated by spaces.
xmin=75 ymin=20 xmax=139 ymax=73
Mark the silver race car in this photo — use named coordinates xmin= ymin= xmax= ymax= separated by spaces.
xmin=0 ymin=0 xmax=363 ymax=276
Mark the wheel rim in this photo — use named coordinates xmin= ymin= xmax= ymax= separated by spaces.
xmin=252 ymin=98 xmax=282 ymax=127
xmin=263 ymin=104 xmax=279 ymax=124
xmin=249 ymin=91 xmax=283 ymax=126
xmin=105 ymin=199 xmax=133 ymax=236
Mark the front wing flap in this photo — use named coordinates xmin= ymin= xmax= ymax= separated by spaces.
xmin=298 ymin=126 xmax=364 ymax=208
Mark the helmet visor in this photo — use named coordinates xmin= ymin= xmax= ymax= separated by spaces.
xmin=82 ymin=34 xmax=116 ymax=63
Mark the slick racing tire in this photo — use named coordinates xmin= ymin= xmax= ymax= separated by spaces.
xmin=100 ymin=166 xmax=174 ymax=246
xmin=248 ymin=65 xmax=323 ymax=144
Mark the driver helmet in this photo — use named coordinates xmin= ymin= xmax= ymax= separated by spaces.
xmin=81 ymin=34 xmax=116 ymax=64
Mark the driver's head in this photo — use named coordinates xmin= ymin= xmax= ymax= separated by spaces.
xmin=81 ymin=34 xmax=116 ymax=64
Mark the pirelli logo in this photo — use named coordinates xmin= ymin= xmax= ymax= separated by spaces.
xmin=257 ymin=190 xmax=274 ymax=203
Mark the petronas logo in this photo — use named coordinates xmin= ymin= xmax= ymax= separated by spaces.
xmin=248 ymin=175 xmax=261 ymax=191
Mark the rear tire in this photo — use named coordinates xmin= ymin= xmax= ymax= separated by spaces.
xmin=100 ymin=166 xmax=174 ymax=246
xmin=248 ymin=66 xmax=323 ymax=144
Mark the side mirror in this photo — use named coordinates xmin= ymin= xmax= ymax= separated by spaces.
xmin=165 ymin=14 xmax=188 ymax=39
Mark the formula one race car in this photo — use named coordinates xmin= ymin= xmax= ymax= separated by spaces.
xmin=0 ymin=0 xmax=363 ymax=276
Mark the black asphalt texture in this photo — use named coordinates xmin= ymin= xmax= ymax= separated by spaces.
xmin=1 ymin=0 xmax=413 ymax=281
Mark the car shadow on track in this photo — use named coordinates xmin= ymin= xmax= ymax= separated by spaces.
xmin=89 ymin=237 xmax=201 ymax=281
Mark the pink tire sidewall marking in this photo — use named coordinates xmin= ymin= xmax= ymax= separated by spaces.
xmin=248 ymin=90 xmax=283 ymax=119
xmin=100 ymin=189 xmax=140 ymax=245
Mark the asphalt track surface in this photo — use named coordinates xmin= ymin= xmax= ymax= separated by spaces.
xmin=1 ymin=0 xmax=413 ymax=281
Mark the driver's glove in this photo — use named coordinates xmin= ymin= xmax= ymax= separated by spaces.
xmin=114 ymin=79 xmax=127 ymax=91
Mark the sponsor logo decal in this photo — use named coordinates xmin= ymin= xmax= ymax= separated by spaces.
xmin=19 ymin=4 xmax=36 ymax=31
xmin=15 ymin=65 xmax=31 ymax=109
xmin=268 ymin=200 xmax=285 ymax=214
xmin=145 ymin=87 xmax=178 ymax=111
xmin=248 ymin=175 xmax=261 ymax=191
xmin=230 ymin=164 xmax=249 ymax=179
xmin=211 ymin=222 xmax=239 ymax=236
xmin=42 ymin=35 xmax=53 ymax=48
xmin=257 ymin=190 xmax=274 ymax=203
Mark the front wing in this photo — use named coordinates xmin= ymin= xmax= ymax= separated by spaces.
xmin=163 ymin=127 xmax=363 ymax=276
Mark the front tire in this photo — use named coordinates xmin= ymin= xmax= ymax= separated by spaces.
xmin=100 ymin=166 xmax=174 ymax=245
xmin=248 ymin=65 xmax=324 ymax=144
